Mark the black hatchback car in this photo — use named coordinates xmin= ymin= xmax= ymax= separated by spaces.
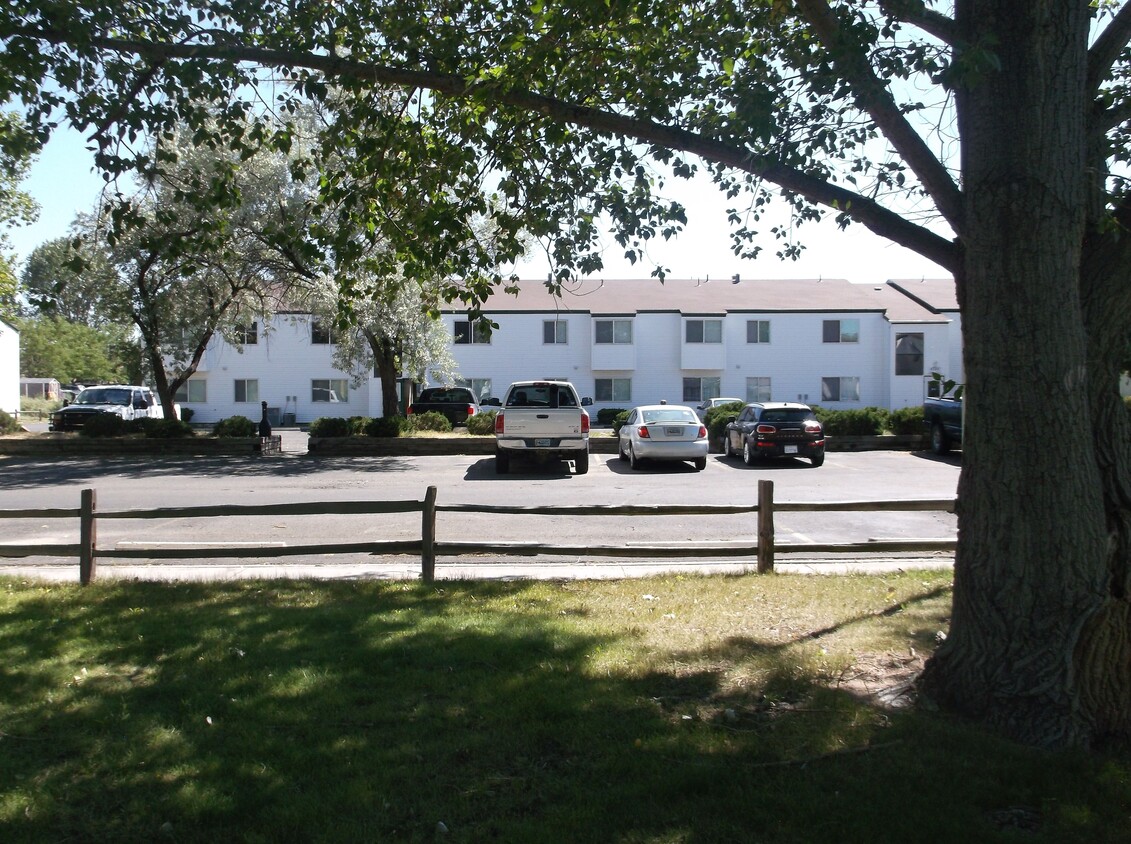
xmin=722 ymin=402 xmax=826 ymax=467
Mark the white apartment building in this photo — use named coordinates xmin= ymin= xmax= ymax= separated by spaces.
xmin=0 ymin=319 xmax=20 ymax=417
xmin=172 ymin=277 xmax=961 ymax=425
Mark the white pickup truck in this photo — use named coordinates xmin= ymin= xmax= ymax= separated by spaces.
xmin=493 ymin=380 xmax=590 ymax=474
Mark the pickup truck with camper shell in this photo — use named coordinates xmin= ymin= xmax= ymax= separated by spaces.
xmin=50 ymin=385 xmax=166 ymax=432
xmin=493 ymin=380 xmax=590 ymax=474
xmin=406 ymin=386 xmax=481 ymax=426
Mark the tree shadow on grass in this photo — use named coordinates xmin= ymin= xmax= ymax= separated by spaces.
xmin=0 ymin=578 xmax=1120 ymax=844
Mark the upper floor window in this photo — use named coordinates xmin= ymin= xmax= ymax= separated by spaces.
xmin=595 ymin=319 xmax=633 ymax=344
xmin=685 ymin=318 xmax=723 ymax=344
xmin=234 ymin=321 xmax=258 ymax=345
xmin=746 ymin=320 xmax=770 ymax=344
xmin=895 ymin=333 xmax=925 ymax=375
xmin=311 ymin=317 xmax=337 ymax=345
xmin=543 ymin=319 xmax=568 ymax=344
xmin=823 ymin=319 xmax=860 ymax=343
xmin=454 ymin=318 xmax=493 ymax=345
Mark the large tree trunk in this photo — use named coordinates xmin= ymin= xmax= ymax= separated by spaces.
xmin=364 ymin=328 xmax=403 ymax=418
xmin=920 ymin=1 xmax=1114 ymax=748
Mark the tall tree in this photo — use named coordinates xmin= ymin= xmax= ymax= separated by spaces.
xmin=19 ymin=234 xmax=118 ymax=325
xmin=4 ymin=1 xmax=1131 ymax=748
xmin=17 ymin=315 xmax=131 ymax=384
xmin=0 ymin=111 xmax=39 ymax=319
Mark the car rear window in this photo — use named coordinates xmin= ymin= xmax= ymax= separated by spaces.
xmin=642 ymin=409 xmax=698 ymax=424
xmin=761 ymin=409 xmax=815 ymax=424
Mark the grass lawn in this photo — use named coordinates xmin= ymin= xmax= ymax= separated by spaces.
xmin=1 ymin=570 xmax=1127 ymax=843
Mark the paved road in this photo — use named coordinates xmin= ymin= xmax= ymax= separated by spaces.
xmin=0 ymin=443 xmax=960 ymax=581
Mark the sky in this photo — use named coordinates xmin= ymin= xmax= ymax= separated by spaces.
xmin=8 ymin=125 xmax=953 ymax=285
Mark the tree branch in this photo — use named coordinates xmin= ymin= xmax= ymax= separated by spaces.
xmin=14 ymin=24 xmax=960 ymax=273
xmin=1087 ymin=1 xmax=1131 ymax=96
xmin=793 ymin=0 xmax=965 ymax=233
xmin=878 ymin=0 xmax=957 ymax=44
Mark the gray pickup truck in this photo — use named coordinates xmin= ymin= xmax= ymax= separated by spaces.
xmin=493 ymin=380 xmax=590 ymax=474
xmin=406 ymin=387 xmax=481 ymax=426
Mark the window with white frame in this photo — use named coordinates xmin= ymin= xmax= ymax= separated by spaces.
xmin=895 ymin=332 xmax=925 ymax=375
xmin=595 ymin=378 xmax=632 ymax=402
xmin=822 ymin=319 xmax=860 ymax=343
xmin=543 ymin=319 xmax=568 ymax=344
xmin=234 ymin=379 xmax=259 ymax=403
xmin=746 ymin=377 xmax=772 ymax=402
xmin=312 ymin=379 xmax=349 ymax=403
xmin=685 ymin=318 xmax=723 ymax=343
xmin=454 ymin=318 xmax=493 ymax=344
xmin=682 ymin=376 xmax=721 ymax=403
xmin=234 ymin=321 xmax=258 ymax=345
xmin=459 ymin=378 xmax=493 ymax=402
xmin=594 ymin=319 xmax=633 ymax=344
xmin=746 ymin=320 xmax=770 ymax=343
xmin=821 ymin=377 xmax=861 ymax=402
xmin=174 ymin=379 xmax=207 ymax=403
xmin=311 ymin=316 xmax=337 ymax=345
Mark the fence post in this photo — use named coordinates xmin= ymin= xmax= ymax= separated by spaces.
xmin=79 ymin=488 xmax=97 ymax=585
xmin=421 ymin=485 xmax=437 ymax=583
xmin=757 ymin=480 xmax=774 ymax=574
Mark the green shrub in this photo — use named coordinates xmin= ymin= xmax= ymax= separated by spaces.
xmin=179 ymin=407 xmax=195 ymax=423
xmin=407 ymin=411 xmax=453 ymax=433
xmin=131 ymin=418 xmax=196 ymax=438
xmin=888 ymin=406 xmax=925 ymax=435
xmin=466 ymin=410 xmax=498 ymax=435
xmin=813 ymin=407 xmax=887 ymax=436
xmin=611 ymin=410 xmax=630 ymax=435
xmin=308 ymin=416 xmax=354 ymax=438
xmin=365 ymin=416 xmax=410 ymax=437
xmin=704 ymin=401 xmax=744 ymax=443
xmin=79 ymin=412 xmax=127 ymax=437
xmin=212 ymin=415 xmax=256 ymax=437
xmin=596 ymin=407 xmax=629 ymax=426
xmin=0 ymin=409 xmax=21 ymax=434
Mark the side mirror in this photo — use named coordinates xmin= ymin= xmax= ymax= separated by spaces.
xmin=725 ymin=415 xmax=738 ymax=425
xmin=580 ymin=396 xmax=593 ymax=406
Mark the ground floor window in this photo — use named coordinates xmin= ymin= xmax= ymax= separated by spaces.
xmin=458 ymin=378 xmax=493 ymax=402
xmin=312 ymin=379 xmax=349 ymax=403
xmin=595 ymin=377 xmax=632 ymax=402
xmin=174 ymin=379 xmax=207 ymax=403
xmin=821 ymin=376 xmax=860 ymax=402
xmin=746 ymin=377 xmax=771 ymax=402
xmin=234 ymin=379 xmax=259 ymax=403
xmin=682 ymin=376 xmax=721 ymax=403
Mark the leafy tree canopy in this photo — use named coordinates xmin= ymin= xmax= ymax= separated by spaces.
xmin=17 ymin=314 xmax=130 ymax=384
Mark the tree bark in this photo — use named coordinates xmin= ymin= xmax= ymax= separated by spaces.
xmin=365 ymin=328 xmax=403 ymax=418
xmin=920 ymin=0 xmax=1113 ymax=748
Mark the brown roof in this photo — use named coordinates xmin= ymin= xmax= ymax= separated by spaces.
xmin=443 ymin=277 xmax=952 ymax=321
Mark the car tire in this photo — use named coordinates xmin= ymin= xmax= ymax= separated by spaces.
xmin=810 ymin=450 xmax=825 ymax=468
xmin=743 ymin=439 xmax=756 ymax=466
xmin=495 ymin=452 xmax=510 ymax=474
xmin=575 ymin=451 xmax=589 ymax=475
xmin=930 ymin=422 xmax=951 ymax=455
xmin=694 ymin=457 xmax=707 ymax=471
xmin=617 ymin=439 xmax=627 ymax=461
xmin=629 ymin=445 xmax=642 ymax=470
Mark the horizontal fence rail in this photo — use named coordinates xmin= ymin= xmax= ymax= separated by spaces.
xmin=0 ymin=482 xmax=957 ymax=584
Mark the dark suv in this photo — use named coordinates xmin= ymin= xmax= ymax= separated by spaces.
xmin=722 ymin=402 xmax=825 ymax=467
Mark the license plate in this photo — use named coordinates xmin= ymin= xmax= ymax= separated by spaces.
xmin=535 ymin=438 xmax=552 ymax=447
xmin=784 ymin=445 xmax=798 ymax=454
xmin=664 ymin=427 xmax=682 ymax=437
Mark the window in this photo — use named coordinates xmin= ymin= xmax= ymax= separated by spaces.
xmin=234 ymin=321 xmax=258 ymax=345
xmin=311 ymin=317 xmax=337 ymax=345
xmin=312 ymin=379 xmax=349 ymax=403
xmin=685 ymin=318 xmax=723 ymax=343
xmin=895 ymin=332 xmax=925 ymax=376
xmin=454 ymin=318 xmax=493 ymax=344
xmin=682 ymin=376 xmax=721 ymax=403
xmin=746 ymin=320 xmax=770 ymax=344
xmin=746 ymin=377 xmax=772 ymax=402
xmin=543 ymin=319 xmax=568 ymax=344
xmin=822 ymin=319 xmax=860 ymax=343
xmin=821 ymin=377 xmax=861 ymax=402
xmin=174 ymin=379 xmax=206 ymax=403
xmin=595 ymin=378 xmax=632 ymax=402
xmin=458 ymin=378 xmax=493 ymax=402
xmin=595 ymin=319 xmax=633 ymax=344
xmin=234 ymin=379 xmax=259 ymax=403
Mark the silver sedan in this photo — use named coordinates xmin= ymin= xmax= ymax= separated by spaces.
xmin=617 ymin=404 xmax=710 ymax=471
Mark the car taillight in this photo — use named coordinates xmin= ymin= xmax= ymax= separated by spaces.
xmin=467 ymin=405 xmax=476 ymax=416
xmin=804 ymin=421 xmax=822 ymax=434
xmin=698 ymin=425 xmax=708 ymax=437
xmin=581 ymin=410 xmax=590 ymax=434
xmin=406 ymin=405 xmax=415 ymax=415
xmin=638 ymin=425 xmax=651 ymax=438
xmin=494 ymin=413 xmax=505 ymax=434
xmin=756 ymin=424 xmax=777 ymax=434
